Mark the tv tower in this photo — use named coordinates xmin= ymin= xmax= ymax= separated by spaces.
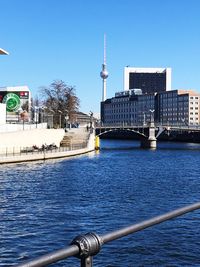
xmin=100 ymin=34 xmax=108 ymax=102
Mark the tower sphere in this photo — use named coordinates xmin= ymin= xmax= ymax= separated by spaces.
xmin=100 ymin=70 xmax=109 ymax=79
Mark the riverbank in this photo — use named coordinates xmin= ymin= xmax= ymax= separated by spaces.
xmin=0 ymin=128 xmax=95 ymax=164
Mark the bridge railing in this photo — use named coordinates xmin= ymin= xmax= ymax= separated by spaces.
xmin=96 ymin=122 xmax=200 ymax=130
xmin=15 ymin=202 xmax=200 ymax=267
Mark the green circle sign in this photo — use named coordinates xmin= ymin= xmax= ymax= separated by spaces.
xmin=3 ymin=93 xmax=21 ymax=112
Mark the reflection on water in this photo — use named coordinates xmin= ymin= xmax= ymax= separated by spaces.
xmin=100 ymin=139 xmax=200 ymax=150
xmin=1 ymin=139 xmax=200 ymax=266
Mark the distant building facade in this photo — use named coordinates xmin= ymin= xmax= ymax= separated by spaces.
xmin=124 ymin=67 xmax=171 ymax=94
xmin=101 ymin=89 xmax=200 ymax=126
xmin=101 ymin=89 xmax=155 ymax=125
xmin=157 ymin=90 xmax=200 ymax=125
xmin=101 ymin=66 xmax=200 ymax=126
xmin=0 ymin=86 xmax=31 ymax=122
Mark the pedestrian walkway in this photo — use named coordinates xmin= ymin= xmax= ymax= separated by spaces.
xmin=60 ymin=128 xmax=90 ymax=147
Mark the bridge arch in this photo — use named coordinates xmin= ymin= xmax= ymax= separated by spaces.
xmin=95 ymin=125 xmax=157 ymax=149
xmin=96 ymin=128 xmax=147 ymax=138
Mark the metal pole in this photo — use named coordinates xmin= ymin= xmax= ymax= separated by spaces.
xmin=81 ymin=256 xmax=93 ymax=267
xmin=16 ymin=245 xmax=79 ymax=267
xmin=101 ymin=202 xmax=200 ymax=244
xmin=15 ymin=202 xmax=200 ymax=267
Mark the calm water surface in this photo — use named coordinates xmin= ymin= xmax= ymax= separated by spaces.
xmin=1 ymin=140 xmax=200 ymax=266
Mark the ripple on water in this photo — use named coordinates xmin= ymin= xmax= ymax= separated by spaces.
xmin=1 ymin=140 xmax=200 ymax=266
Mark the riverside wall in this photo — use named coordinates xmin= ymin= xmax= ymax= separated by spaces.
xmin=0 ymin=131 xmax=95 ymax=164
xmin=0 ymin=128 xmax=65 ymax=153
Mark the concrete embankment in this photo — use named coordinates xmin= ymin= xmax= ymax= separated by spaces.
xmin=0 ymin=128 xmax=65 ymax=153
xmin=0 ymin=128 xmax=95 ymax=164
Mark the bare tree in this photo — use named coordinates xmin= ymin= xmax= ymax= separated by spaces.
xmin=41 ymin=80 xmax=80 ymax=126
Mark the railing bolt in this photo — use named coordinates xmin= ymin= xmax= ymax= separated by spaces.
xmin=71 ymin=232 xmax=102 ymax=259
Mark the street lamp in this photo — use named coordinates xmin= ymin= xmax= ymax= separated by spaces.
xmin=149 ymin=109 xmax=155 ymax=123
xmin=64 ymin=114 xmax=69 ymax=131
xmin=34 ymin=106 xmax=39 ymax=128
xmin=58 ymin=110 xmax=62 ymax=128
xmin=89 ymin=111 xmax=93 ymax=129
xmin=143 ymin=112 xmax=146 ymax=126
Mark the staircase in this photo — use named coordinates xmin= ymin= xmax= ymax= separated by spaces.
xmin=60 ymin=128 xmax=90 ymax=147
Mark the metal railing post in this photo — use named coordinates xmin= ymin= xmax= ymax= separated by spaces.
xmin=81 ymin=256 xmax=93 ymax=267
xmin=71 ymin=232 xmax=102 ymax=267
xmin=15 ymin=202 xmax=200 ymax=267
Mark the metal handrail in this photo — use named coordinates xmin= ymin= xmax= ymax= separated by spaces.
xmin=15 ymin=202 xmax=200 ymax=267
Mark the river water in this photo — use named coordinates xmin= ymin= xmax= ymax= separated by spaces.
xmin=1 ymin=139 xmax=200 ymax=266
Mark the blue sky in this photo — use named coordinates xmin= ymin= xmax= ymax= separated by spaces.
xmin=0 ymin=0 xmax=200 ymax=115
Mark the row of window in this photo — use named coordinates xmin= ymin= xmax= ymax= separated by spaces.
xmin=190 ymin=96 xmax=199 ymax=99
xmin=190 ymin=107 xmax=199 ymax=110
xmin=189 ymin=102 xmax=199 ymax=105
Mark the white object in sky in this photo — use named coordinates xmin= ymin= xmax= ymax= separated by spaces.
xmin=0 ymin=48 xmax=9 ymax=55
xmin=100 ymin=34 xmax=109 ymax=101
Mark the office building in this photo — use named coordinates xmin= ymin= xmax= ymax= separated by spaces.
xmin=101 ymin=89 xmax=200 ymax=126
xmin=102 ymin=89 xmax=155 ymax=125
xmin=157 ymin=90 xmax=200 ymax=125
xmin=124 ymin=67 xmax=171 ymax=94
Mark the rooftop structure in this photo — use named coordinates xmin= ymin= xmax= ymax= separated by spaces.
xmin=124 ymin=67 xmax=171 ymax=94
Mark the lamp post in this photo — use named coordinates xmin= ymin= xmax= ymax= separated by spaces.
xmin=65 ymin=114 xmax=69 ymax=131
xmin=89 ymin=111 xmax=93 ymax=129
xmin=149 ymin=109 xmax=155 ymax=123
xmin=143 ymin=112 xmax=146 ymax=126
xmin=34 ymin=106 xmax=39 ymax=128
xmin=58 ymin=110 xmax=62 ymax=128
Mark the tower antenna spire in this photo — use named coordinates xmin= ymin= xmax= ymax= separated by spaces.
xmin=100 ymin=34 xmax=109 ymax=102
xmin=104 ymin=34 xmax=106 ymax=65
